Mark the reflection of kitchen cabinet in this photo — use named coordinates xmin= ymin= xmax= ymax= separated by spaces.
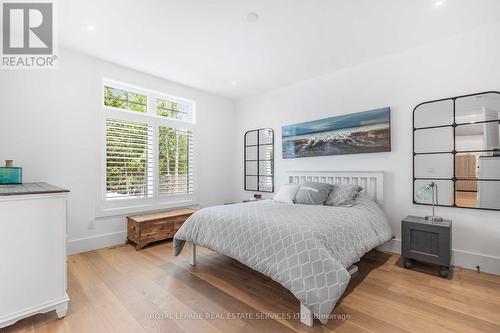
xmin=456 ymin=155 xmax=477 ymax=191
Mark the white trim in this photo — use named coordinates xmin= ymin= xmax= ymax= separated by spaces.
xmin=0 ymin=192 xmax=68 ymax=202
xmin=379 ymin=238 xmax=500 ymax=275
xmin=98 ymin=197 xmax=196 ymax=218
xmin=287 ymin=170 xmax=384 ymax=206
xmin=67 ymin=231 xmax=127 ymax=255
xmin=104 ymin=107 xmax=195 ymax=131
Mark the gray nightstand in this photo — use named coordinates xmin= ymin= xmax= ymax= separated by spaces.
xmin=401 ymin=215 xmax=452 ymax=278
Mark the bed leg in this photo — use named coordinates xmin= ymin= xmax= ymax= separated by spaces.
xmin=190 ymin=242 xmax=196 ymax=266
xmin=300 ymin=303 xmax=313 ymax=327
xmin=348 ymin=264 xmax=358 ymax=275
xmin=347 ymin=258 xmax=360 ymax=275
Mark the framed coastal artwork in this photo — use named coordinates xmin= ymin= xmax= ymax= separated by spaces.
xmin=282 ymin=107 xmax=391 ymax=158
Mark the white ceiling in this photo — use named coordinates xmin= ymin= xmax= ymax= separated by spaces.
xmin=59 ymin=0 xmax=500 ymax=100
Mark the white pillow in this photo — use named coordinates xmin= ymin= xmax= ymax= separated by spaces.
xmin=273 ymin=184 xmax=300 ymax=204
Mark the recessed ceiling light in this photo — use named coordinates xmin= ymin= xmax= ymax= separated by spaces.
xmin=86 ymin=24 xmax=96 ymax=31
xmin=434 ymin=0 xmax=446 ymax=8
xmin=231 ymin=81 xmax=237 ymax=86
xmin=246 ymin=12 xmax=259 ymax=23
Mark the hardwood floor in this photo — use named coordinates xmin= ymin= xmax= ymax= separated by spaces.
xmin=4 ymin=241 xmax=500 ymax=333
xmin=455 ymin=191 xmax=477 ymax=208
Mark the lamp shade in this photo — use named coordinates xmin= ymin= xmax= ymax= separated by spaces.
xmin=416 ymin=183 xmax=433 ymax=201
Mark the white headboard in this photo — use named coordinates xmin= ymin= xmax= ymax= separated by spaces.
xmin=287 ymin=171 xmax=384 ymax=206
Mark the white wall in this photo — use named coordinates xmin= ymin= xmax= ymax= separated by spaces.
xmin=234 ymin=23 xmax=500 ymax=274
xmin=0 ymin=48 xmax=236 ymax=254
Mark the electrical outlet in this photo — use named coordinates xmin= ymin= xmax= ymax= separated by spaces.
xmin=88 ymin=220 xmax=95 ymax=230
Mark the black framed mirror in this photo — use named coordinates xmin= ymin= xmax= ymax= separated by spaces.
xmin=244 ymin=128 xmax=274 ymax=192
xmin=413 ymin=91 xmax=500 ymax=210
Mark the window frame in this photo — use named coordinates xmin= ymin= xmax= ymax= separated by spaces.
xmin=99 ymin=78 xmax=196 ymax=217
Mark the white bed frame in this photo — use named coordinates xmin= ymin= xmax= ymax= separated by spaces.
xmin=190 ymin=170 xmax=384 ymax=327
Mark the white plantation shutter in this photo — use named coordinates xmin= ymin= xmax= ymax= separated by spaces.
xmin=106 ymin=119 xmax=153 ymax=199
xmin=158 ymin=127 xmax=194 ymax=195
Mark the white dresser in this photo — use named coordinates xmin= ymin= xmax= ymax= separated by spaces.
xmin=0 ymin=183 xmax=69 ymax=328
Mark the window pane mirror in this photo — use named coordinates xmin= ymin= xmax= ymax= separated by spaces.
xmin=244 ymin=128 xmax=274 ymax=192
xmin=413 ymin=91 xmax=500 ymax=210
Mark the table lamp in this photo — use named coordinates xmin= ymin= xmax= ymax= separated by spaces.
xmin=416 ymin=182 xmax=443 ymax=222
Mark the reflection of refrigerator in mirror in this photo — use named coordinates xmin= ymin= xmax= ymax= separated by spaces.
xmin=456 ymin=154 xmax=477 ymax=191
xmin=477 ymin=157 xmax=500 ymax=209
xmin=484 ymin=107 xmax=500 ymax=151
xmin=455 ymin=154 xmax=477 ymax=207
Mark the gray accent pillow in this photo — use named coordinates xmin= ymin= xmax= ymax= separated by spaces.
xmin=294 ymin=182 xmax=333 ymax=205
xmin=325 ymin=184 xmax=363 ymax=207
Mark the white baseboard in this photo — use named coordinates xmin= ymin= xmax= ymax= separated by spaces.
xmin=377 ymin=238 xmax=402 ymax=254
xmin=67 ymin=230 xmax=127 ymax=255
xmin=379 ymin=239 xmax=500 ymax=275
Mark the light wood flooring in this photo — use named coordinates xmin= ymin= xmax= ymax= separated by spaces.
xmin=4 ymin=241 xmax=500 ymax=333
xmin=455 ymin=191 xmax=478 ymax=208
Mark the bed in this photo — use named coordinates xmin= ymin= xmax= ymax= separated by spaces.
xmin=173 ymin=171 xmax=393 ymax=326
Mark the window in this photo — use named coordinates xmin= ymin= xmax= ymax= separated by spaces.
xmin=157 ymin=98 xmax=193 ymax=122
xmin=102 ymin=80 xmax=195 ymax=212
xmin=104 ymin=86 xmax=147 ymax=113
xmin=244 ymin=128 xmax=274 ymax=192
xmin=106 ymin=119 xmax=153 ymax=199
xmin=158 ymin=127 xmax=194 ymax=195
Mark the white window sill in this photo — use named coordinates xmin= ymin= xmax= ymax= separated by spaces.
xmin=96 ymin=198 xmax=198 ymax=218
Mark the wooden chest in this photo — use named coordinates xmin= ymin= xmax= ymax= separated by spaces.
xmin=127 ymin=208 xmax=197 ymax=250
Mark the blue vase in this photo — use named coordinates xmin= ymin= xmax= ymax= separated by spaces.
xmin=0 ymin=167 xmax=22 ymax=184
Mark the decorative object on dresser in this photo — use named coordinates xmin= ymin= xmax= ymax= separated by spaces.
xmin=413 ymin=90 xmax=500 ymax=211
xmin=0 ymin=160 xmax=22 ymax=184
xmin=244 ymin=128 xmax=274 ymax=192
xmin=127 ymin=208 xmax=197 ymax=250
xmin=282 ymin=107 xmax=391 ymax=158
xmin=0 ymin=183 xmax=69 ymax=329
xmin=402 ymin=215 xmax=452 ymax=278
